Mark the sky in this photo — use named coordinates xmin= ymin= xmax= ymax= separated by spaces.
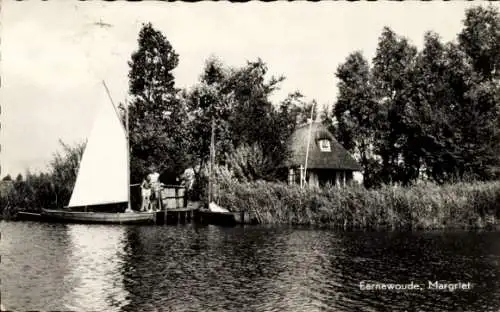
xmin=1 ymin=1 xmax=497 ymax=177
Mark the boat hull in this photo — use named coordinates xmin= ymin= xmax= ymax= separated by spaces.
xmin=195 ymin=209 xmax=237 ymax=226
xmin=194 ymin=209 xmax=258 ymax=226
xmin=41 ymin=209 xmax=155 ymax=225
xmin=15 ymin=211 xmax=44 ymax=222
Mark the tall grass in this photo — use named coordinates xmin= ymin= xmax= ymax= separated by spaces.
xmin=214 ymin=180 xmax=500 ymax=230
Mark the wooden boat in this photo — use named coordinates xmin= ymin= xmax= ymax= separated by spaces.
xmin=41 ymin=81 xmax=153 ymax=225
xmin=15 ymin=211 xmax=44 ymax=221
xmin=195 ymin=202 xmax=258 ymax=226
xmin=196 ymin=202 xmax=236 ymax=226
xmin=41 ymin=209 xmax=154 ymax=224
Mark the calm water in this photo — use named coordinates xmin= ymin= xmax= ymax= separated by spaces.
xmin=1 ymin=221 xmax=500 ymax=312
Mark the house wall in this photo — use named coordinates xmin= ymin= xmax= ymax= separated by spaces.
xmin=311 ymin=169 xmax=355 ymax=187
xmin=308 ymin=171 xmax=319 ymax=187
xmin=287 ymin=168 xmax=361 ymax=187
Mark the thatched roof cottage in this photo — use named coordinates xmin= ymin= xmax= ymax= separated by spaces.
xmin=284 ymin=122 xmax=363 ymax=187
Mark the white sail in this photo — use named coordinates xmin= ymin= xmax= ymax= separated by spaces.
xmin=68 ymin=95 xmax=128 ymax=207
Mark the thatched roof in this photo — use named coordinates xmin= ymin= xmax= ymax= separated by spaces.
xmin=284 ymin=122 xmax=362 ymax=171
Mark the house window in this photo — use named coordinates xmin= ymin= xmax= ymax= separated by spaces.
xmin=319 ymin=139 xmax=331 ymax=152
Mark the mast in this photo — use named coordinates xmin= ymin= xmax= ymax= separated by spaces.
xmin=303 ymin=101 xmax=315 ymax=188
xmin=208 ymin=118 xmax=215 ymax=204
xmin=124 ymin=98 xmax=132 ymax=212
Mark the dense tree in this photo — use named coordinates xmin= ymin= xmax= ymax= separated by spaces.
xmin=183 ymin=57 xmax=296 ymax=198
xmin=334 ymin=51 xmax=378 ymax=172
xmin=186 ymin=56 xmax=233 ymax=171
xmin=224 ymin=59 xmax=285 ymax=156
xmin=128 ymin=22 xmax=189 ymax=183
xmin=369 ymin=27 xmax=418 ymax=185
xmin=457 ymin=5 xmax=500 ymax=179
xmin=333 ymin=6 xmax=500 ymax=187
xmin=186 ymin=58 xmax=291 ymax=172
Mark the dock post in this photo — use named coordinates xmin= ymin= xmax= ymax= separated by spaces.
xmin=163 ymin=193 xmax=167 ymax=225
xmin=176 ymin=188 xmax=179 ymax=209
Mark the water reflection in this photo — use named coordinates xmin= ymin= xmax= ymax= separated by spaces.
xmin=2 ymin=221 xmax=500 ymax=311
xmin=63 ymin=224 xmax=129 ymax=311
xmin=120 ymin=225 xmax=285 ymax=312
xmin=253 ymin=228 xmax=339 ymax=312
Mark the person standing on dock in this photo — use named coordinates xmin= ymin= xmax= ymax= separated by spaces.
xmin=140 ymin=175 xmax=152 ymax=212
xmin=148 ymin=168 xmax=161 ymax=211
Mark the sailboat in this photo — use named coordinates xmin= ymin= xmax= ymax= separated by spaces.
xmin=41 ymin=82 xmax=155 ymax=224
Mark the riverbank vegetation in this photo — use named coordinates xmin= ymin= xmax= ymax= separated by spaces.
xmin=214 ymin=178 xmax=500 ymax=230
xmin=0 ymin=141 xmax=85 ymax=218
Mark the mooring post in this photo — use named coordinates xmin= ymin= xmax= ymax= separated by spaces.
xmin=163 ymin=189 xmax=167 ymax=225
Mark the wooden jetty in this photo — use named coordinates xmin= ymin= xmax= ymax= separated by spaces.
xmin=152 ymin=185 xmax=195 ymax=225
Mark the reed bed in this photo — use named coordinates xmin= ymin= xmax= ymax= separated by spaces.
xmin=214 ymin=180 xmax=500 ymax=230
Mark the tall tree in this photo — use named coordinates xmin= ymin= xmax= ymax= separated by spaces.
xmin=186 ymin=57 xmax=233 ymax=171
xmin=401 ymin=33 xmax=466 ymax=183
xmin=371 ymin=27 xmax=418 ymax=185
xmin=334 ymin=51 xmax=378 ymax=164
xmin=333 ymin=51 xmax=383 ymax=187
xmin=186 ymin=58 xmax=292 ymax=183
xmin=225 ymin=59 xmax=285 ymax=156
xmin=458 ymin=5 xmax=500 ymax=179
xmin=128 ymin=23 xmax=188 ymax=182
